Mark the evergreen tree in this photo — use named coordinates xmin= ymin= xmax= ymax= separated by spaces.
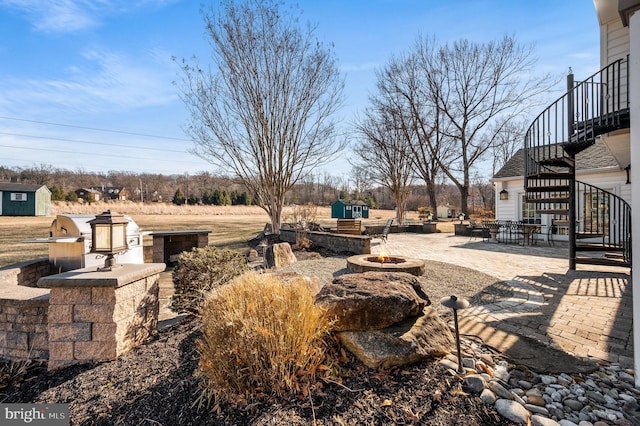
xmin=50 ymin=186 xmax=65 ymax=201
xmin=65 ymin=191 xmax=78 ymax=202
xmin=173 ymin=189 xmax=186 ymax=205
xmin=212 ymin=189 xmax=222 ymax=205
xmin=187 ymin=194 xmax=199 ymax=205
xmin=202 ymin=189 xmax=213 ymax=205
xmin=222 ymin=190 xmax=232 ymax=206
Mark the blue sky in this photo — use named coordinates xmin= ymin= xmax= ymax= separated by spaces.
xmin=0 ymin=0 xmax=600 ymax=177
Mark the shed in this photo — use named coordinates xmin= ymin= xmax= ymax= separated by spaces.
xmin=436 ymin=205 xmax=457 ymax=219
xmin=331 ymin=199 xmax=369 ymax=219
xmin=0 ymin=183 xmax=51 ymax=216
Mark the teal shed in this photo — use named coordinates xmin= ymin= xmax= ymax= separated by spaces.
xmin=330 ymin=199 xmax=369 ymax=219
xmin=0 ymin=183 xmax=51 ymax=216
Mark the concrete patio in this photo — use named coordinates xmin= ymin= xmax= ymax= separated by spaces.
xmin=371 ymin=233 xmax=633 ymax=371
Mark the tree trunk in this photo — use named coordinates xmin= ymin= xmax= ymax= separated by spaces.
xmin=459 ymin=185 xmax=469 ymax=217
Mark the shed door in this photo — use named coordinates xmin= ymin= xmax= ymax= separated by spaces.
xmin=352 ymin=205 xmax=362 ymax=218
xmin=0 ymin=191 xmax=2 ymax=215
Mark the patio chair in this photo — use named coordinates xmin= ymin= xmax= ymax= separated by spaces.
xmin=468 ymin=219 xmax=489 ymax=242
xmin=508 ymin=221 xmax=524 ymax=244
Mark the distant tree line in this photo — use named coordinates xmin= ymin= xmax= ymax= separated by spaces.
xmin=171 ymin=188 xmax=252 ymax=206
xmin=0 ymin=164 xmax=496 ymax=215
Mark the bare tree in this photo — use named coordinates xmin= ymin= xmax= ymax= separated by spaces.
xmin=176 ymin=0 xmax=344 ymax=233
xmin=414 ymin=36 xmax=553 ymax=215
xmin=491 ymin=119 xmax=527 ymax=176
xmin=376 ymin=53 xmax=457 ymax=216
xmin=352 ymin=102 xmax=415 ymax=224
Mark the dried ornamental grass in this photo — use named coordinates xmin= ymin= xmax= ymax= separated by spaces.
xmin=197 ymin=271 xmax=332 ymax=403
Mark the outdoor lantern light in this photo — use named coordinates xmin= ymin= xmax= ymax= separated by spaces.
xmin=88 ymin=210 xmax=129 ymax=271
xmin=440 ymin=295 xmax=470 ymax=374
xmin=426 ymin=212 xmax=433 ymax=221
xmin=458 ymin=212 xmax=465 ymax=223
xmin=500 ymin=189 xmax=509 ymax=200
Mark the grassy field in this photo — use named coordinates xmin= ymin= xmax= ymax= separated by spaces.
xmin=0 ymin=202 xmax=415 ymax=268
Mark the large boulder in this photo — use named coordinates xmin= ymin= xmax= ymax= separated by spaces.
xmin=337 ymin=307 xmax=455 ymax=369
xmin=266 ymin=271 xmax=323 ymax=297
xmin=315 ymin=272 xmax=430 ymax=331
xmin=264 ymin=242 xmax=297 ymax=268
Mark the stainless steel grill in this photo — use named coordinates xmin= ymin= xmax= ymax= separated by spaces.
xmin=43 ymin=214 xmax=145 ymax=272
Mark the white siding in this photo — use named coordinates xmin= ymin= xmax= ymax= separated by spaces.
xmin=601 ymin=20 xmax=630 ymax=67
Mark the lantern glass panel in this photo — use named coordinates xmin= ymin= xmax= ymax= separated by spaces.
xmin=94 ymin=224 xmax=112 ymax=252
xmin=112 ymin=224 xmax=127 ymax=251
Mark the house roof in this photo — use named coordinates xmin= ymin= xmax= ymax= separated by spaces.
xmin=333 ymin=199 xmax=367 ymax=206
xmin=0 ymin=182 xmax=48 ymax=192
xmin=493 ymin=139 xmax=620 ymax=179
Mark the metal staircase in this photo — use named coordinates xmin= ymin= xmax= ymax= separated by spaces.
xmin=524 ymin=57 xmax=631 ymax=269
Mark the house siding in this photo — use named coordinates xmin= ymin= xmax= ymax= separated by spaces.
xmin=601 ymin=19 xmax=630 ymax=67
xmin=494 ymin=168 xmax=630 ymax=228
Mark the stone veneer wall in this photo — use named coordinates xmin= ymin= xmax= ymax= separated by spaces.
xmin=280 ymin=229 xmax=371 ymax=254
xmin=0 ymin=298 xmax=49 ymax=360
xmin=43 ymin=265 xmax=163 ymax=370
xmin=0 ymin=259 xmax=52 ymax=360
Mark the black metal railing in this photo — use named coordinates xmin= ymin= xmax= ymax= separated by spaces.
xmin=524 ymin=57 xmax=629 ymax=177
xmin=576 ymin=181 xmax=632 ymax=265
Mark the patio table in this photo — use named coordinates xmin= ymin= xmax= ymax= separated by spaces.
xmin=520 ymin=223 xmax=542 ymax=245
xmin=484 ymin=222 xmax=502 ymax=242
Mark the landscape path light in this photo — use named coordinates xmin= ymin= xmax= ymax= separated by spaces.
xmin=88 ymin=210 xmax=129 ymax=271
xmin=440 ymin=295 xmax=470 ymax=374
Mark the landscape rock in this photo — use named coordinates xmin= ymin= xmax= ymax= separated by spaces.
xmin=264 ymin=242 xmax=297 ymax=268
xmin=463 ymin=374 xmax=487 ymax=395
xmin=480 ymin=388 xmax=497 ymax=405
xmin=531 ymin=414 xmax=561 ymax=426
xmin=336 ymin=306 xmax=453 ymax=369
xmin=266 ymin=271 xmax=323 ymax=297
xmin=315 ymin=272 xmax=429 ymax=331
xmin=495 ymin=398 xmax=530 ymax=424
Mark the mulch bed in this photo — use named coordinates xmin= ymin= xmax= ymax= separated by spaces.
xmin=1 ymin=249 xmax=519 ymax=425
xmin=1 ymin=315 xmax=516 ymax=425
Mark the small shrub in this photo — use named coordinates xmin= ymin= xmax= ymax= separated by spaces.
xmin=197 ymin=271 xmax=332 ymax=403
xmin=171 ymin=246 xmax=248 ymax=314
xmin=285 ymin=203 xmax=318 ymax=227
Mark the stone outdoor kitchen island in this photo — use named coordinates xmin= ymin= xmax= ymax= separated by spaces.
xmin=37 ymin=263 xmax=165 ymax=370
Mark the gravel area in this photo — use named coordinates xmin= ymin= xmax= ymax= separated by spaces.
xmin=279 ymin=254 xmax=513 ymax=312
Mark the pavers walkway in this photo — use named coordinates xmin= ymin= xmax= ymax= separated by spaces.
xmin=371 ymin=233 xmax=633 ymax=371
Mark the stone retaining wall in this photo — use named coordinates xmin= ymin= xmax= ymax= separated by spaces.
xmin=0 ymin=258 xmax=52 ymax=288
xmin=280 ymin=229 xmax=371 ymax=254
xmin=0 ymin=259 xmax=52 ymax=360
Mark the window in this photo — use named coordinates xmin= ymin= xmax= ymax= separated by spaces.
xmin=521 ymin=196 xmax=540 ymax=224
xmin=10 ymin=193 xmax=27 ymax=201
xmin=584 ymin=192 xmax=609 ymax=236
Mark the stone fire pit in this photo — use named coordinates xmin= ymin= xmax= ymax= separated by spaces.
xmin=346 ymin=254 xmax=425 ymax=277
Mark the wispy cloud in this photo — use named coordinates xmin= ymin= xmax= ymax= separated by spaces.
xmin=0 ymin=0 xmax=178 ymax=33
xmin=0 ymin=48 xmax=178 ymax=114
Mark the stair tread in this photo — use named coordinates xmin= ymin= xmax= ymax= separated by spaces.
xmin=527 ymin=173 xmax=573 ymax=180
xmin=575 ymin=243 xmax=624 ymax=251
xmin=576 ymin=231 xmax=605 ymax=239
xmin=525 ymin=186 xmax=570 ymax=193
xmin=574 ymin=257 xmax=630 ymax=268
